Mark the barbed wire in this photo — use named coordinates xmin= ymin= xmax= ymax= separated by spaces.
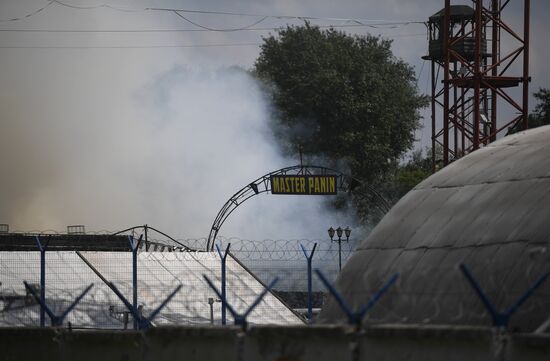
xmin=2 ymin=230 xmax=549 ymax=331
xmin=2 ymin=251 xmax=548 ymax=329
xmin=1 ymin=228 xmax=359 ymax=260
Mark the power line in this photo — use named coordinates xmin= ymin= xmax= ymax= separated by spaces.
xmin=54 ymin=0 xmax=425 ymax=25
xmin=164 ymin=8 xmax=424 ymax=32
xmin=3 ymin=0 xmax=425 ymax=29
xmin=0 ymin=1 xmax=427 ymax=45
xmin=0 ymin=43 xmax=262 ymax=49
xmin=0 ymin=31 xmax=425 ymax=50
xmin=0 ymin=24 xmax=414 ymax=33
xmin=51 ymin=0 xmax=144 ymax=12
xmin=148 ymin=6 xmax=425 ymax=25
xmin=0 ymin=1 xmax=54 ymax=22
xmin=173 ymin=11 xmax=269 ymax=32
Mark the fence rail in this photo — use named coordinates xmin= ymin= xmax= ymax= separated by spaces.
xmin=2 ymin=229 xmax=549 ymax=332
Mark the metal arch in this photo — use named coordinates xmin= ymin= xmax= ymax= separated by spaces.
xmin=206 ymin=165 xmax=391 ymax=251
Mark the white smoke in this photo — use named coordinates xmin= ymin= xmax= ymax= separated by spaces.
xmin=0 ymin=52 xmax=360 ymax=240
xmin=0 ymin=0 xmax=398 ymax=242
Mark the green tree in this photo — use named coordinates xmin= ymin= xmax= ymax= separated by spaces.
xmin=508 ymin=88 xmax=550 ymax=134
xmin=529 ymin=88 xmax=550 ymax=128
xmin=382 ymin=149 xmax=432 ymax=203
xmin=254 ymin=24 xmax=427 ymax=219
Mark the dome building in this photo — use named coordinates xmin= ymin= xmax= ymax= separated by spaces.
xmin=319 ymin=126 xmax=550 ymax=332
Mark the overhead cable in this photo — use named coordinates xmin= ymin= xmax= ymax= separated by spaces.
xmin=4 ymin=0 xmax=425 ymax=29
xmin=0 ymin=25 xmax=421 ymax=33
xmin=52 ymin=0 xmax=145 ymax=12
xmin=0 ymin=33 xmax=425 ymax=49
xmin=0 ymin=1 xmax=54 ymax=22
xmin=148 ymin=6 xmax=424 ymax=25
xmin=0 ymin=43 xmax=262 ymax=49
xmin=173 ymin=11 xmax=269 ymax=32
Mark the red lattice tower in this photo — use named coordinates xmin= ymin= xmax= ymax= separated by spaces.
xmin=424 ymin=0 xmax=530 ymax=171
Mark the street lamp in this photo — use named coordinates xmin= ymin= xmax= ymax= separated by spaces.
xmin=328 ymin=227 xmax=335 ymax=240
xmin=328 ymin=226 xmax=351 ymax=272
xmin=344 ymin=227 xmax=351 ymax=240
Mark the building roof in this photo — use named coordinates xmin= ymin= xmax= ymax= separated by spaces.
xmin=0 ymin=234 xmax=129 ymax=251
xmin=0 ymin=251 xmax=303 ymax=327
xmin=318 ymin=126 xmax=550 ymax=331
xmin=429 ymin=5 xmax=475 ymax=22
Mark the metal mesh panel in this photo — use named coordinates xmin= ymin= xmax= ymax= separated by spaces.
xmin=0 ymin=251 xmax=304 ymax=328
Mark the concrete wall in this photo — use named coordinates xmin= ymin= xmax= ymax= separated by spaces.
xmin=1 ymin=324 xmax=549 ymax=361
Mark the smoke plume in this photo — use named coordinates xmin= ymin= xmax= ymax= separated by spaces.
xmin=0 ymin=54 xmax=359 ymax=241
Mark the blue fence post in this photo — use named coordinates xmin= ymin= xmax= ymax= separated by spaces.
xmin=216 ymin=243 xmax=231 ymax=325
xmin=300 ymin=243 xmax=317 ymax=322
xmin=34 ymin=235 xmax=48 ymax=327
xmin=315 ymin=269 xmax=398 ymax=329
xmin=24 ymin=281 xmax=93 ymax=327
xmin=75 ymin=250 xmax=180 ymax=330
xmin=128 ymin=234 xmax=143 ymax=330
xmin=203 ymin=274 xmax=278 ymax=329
xmin=459 ymin=263 xmax=549 ymax=329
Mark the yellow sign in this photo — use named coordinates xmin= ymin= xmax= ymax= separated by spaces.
xmin=270 ymin=175 xmax=337 ymax=195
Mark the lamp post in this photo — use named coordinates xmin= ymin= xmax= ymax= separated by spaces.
xmin=328 ymin=226 xmax=351 ymax=272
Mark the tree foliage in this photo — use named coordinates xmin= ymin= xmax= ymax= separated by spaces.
xmin=255 ymin=24 xmax=426 ymax=183
xmin=529 ymin=88 xmax=550 ymax=128
xmin=254 ymin=24 xmax=427 ymax=219
xmin=508 ymin=88 xmax=550 ymax=134
xmin=385 ymin=149 xmax=432 ymax=202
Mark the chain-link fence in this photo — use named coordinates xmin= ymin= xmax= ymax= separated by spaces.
xmin=4 ymin=229 xmax=547 ymax=331
xmin=132 ymin=232 xmax=359 ymax=309
xmin=122 ymin=227 xmax=361 ymax=309
xmin=0 ymin=233 xmax=312 ymax=329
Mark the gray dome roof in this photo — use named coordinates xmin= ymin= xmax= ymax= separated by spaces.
xmin=319 ymin=126 xmax=550 ymax=331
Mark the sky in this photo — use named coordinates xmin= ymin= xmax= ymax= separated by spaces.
xmin=0 ymin=0 xmax=548 ymax=241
